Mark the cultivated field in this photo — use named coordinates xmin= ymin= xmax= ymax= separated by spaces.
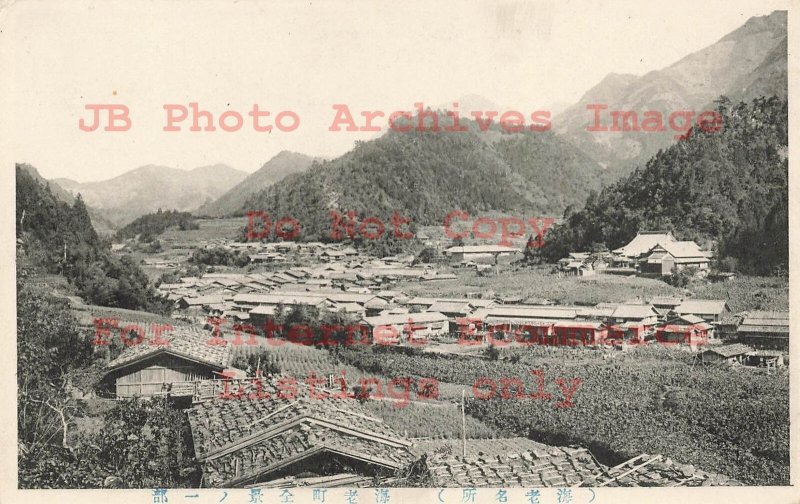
xmin=396 ymin=265 xmax=789 ymax=313
xmin=333 ymin=344 xmax=790 ymax=485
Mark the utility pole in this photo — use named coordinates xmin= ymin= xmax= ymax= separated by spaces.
xmin=461 ymin=389 xmax=467 ymax=458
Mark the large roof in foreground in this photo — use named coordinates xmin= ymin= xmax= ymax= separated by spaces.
xmin=187 ymin=391 xmax=414 ymax=487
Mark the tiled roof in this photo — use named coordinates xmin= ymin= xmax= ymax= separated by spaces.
xmin=472 ymin=306 xmax=578 ymax=321
xmin=703 ymin=343 xmax=753 ymax=357
xmin=611 ymin=304 xmax=658 ymax=319
xmin=650 ymin=296 xmax=683 ymax=306
xmin=649 ymin=241 xmax=709 ymax=260
xmin=417 ymin=438 xmax=606 ymax=487
xmin=361 ymin=311 xmax=449 ymax=327
xmin=445 ymin=245 xmax=521 ymax=254
xmin=415 ymin=439 xmax=739 ymax=487
xmin=739 ymin=311 xmax=789 ymax=332
xmin=428 ymin=301 xmax=474 ymax=314
xmin=675 ymin=300 xmax=729 ymax=316
xmin=105 ymin=326 xmax=231 ymax=372
xmin=613 ymin=232 xmax=674 ymax=258
xmin=187 ymin=392 xmax=414 ymax=487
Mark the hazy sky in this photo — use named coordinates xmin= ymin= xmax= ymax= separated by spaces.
xmin=2 ymin=0 xmax=789 ymax=182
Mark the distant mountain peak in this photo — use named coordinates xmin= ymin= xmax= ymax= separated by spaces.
xmin=46 ymin=164 xmax=249 ymax=226
xmin=195 ymin=151 xmax=318 ymax=217
xmin=555 ymin=11 xmax=787 ymax=170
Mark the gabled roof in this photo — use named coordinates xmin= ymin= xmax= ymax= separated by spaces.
xmin=703 ymin=343 xmax=752 ymax=358
xmin=650 ymin=296 xmax=683 ymax=306
xmin=105 ymin=326 xmax=231 ymax=373
xmin=361 ymin=311 xmax=449 ymax=327
xmin=675 ymin=300 xmax=730 ymax=316
xmin=211 ymin=278 xmax=241 ymax=287
xmin=187 ymin=394 xmax=414 ymax=487
xmin=445 ymin=245 xmax=520 ymax=254
xmin=472 ymin=305 xmax=578 ymax=321
xmin=659 ymin=315 xmax=713 ymax=331
xmin=428 ymin=301 xmax=474 ymax=314
xmin=611 ymin=304 xmax=659 ymax=320
xmin=419 ymin=437 xmax=606 ymax=487
xmin=738 ymin=311 xmax=789 ymax=334
xmin=613 ymin=231 xmax=674 ymax=258
xmin=233 ymin=293 xmax=329 ymax=308
xmin=645 ymin=241 xmax=710 ymax=262
xmin=181 ymin=295 xmax=226 ymax=306
xmin=332 ymin=302 xmax=366 ymax=313
xmin=553 ymin=320 xmax=605 ymax=329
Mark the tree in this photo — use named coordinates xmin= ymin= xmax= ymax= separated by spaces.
xmin=414 ymin=247 xmax=437 ymax=264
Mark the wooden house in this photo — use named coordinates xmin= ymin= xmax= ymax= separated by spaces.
xmin=102 ymin=327 xmax=237 ymax=399
xmin=655 ymin=315 xmax=714 ymax=346
xmin=612 ymin=231 xmax=675 ymax=265
xmin=700 ymin=344 xmax=752 ymax=365
xmin=552 ymin=321 xmax=607 ymax=346
xmin=360 ymin=311 xmax=450 ymax=344
xmin=640 ymin=241 xmax=711 ymax=276
xmin=736 ymin=311 xmax=790 ymax=350
xmin=674 ymin=299 xmax=730 ymax=324
xmin=443 ymin=245 xmax=521 ymax=264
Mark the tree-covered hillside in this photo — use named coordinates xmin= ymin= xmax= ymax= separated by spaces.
xmin=539 ymin=96 xmax=788 ymax=275
xmin=16 ymin=164 xmax=171 ymax=313
xmin=240 ymin=118 xmax=611 ymax=242
xmin=115 ymin=209 xmax=199 ymax=241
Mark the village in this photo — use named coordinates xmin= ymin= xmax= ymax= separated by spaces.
xmin=58 ymin=216 xmax=789 ymax=489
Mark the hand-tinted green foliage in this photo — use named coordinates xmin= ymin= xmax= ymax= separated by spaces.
xmin=16 ymin=165 xmax=171 ymax=313
xmin=539 ymin=96 xmax=788 ymax=275
xmin=116 ymin=209 xmax=199 ymax=241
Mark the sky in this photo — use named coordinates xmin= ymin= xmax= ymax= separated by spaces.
xmin=1 ymin=0 xmax=790 ymax=182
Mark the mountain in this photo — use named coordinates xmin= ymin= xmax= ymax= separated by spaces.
xmin=19 ymin=165 xmax=117 ymax=235
xmin=540 ymin=96 xmax=788 ymax=275
xmin=554 ymin=10 xmax=787 ymax=173
xmin=240 ymin=118 xmax=611 ymax=242
xmin=16 ymin=164 xmax=171 ymax=313
xmin=196 ymin=151 xmax=318 ymax=217
xmin=54 ymin=164 xmax=248 ymax=226
xmin=51 ymin=177 xmax=82 ymax=193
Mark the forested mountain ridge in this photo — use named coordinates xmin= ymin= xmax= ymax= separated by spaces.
xmin=240 ymin=120 xmax=610 ymax=242
xmin=16 ymin=164 xmax=171 ymax=313
xmin=18 ymin=164 xmax=117 ymax=235
xmin=116 ymin=210 xmax=199 ymax=241
xmin=539 ymin=96 xmax=788 ymax=275
xmin=197 ymin=151 xmax=319 ymax=217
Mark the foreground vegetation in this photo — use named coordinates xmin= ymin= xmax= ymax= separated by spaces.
xmin=17 ymin=283 xmax=198 ymax=488
xmin=334 ymin=344 xmax=789 ymax=485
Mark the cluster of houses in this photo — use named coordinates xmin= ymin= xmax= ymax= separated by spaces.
xmin=227 ymin=241 xmax=361 ymax=264
xmin=158 ymin=259 xmax=457 ymax=320
xmin=155 ymin=261 xmax=789 ymax=356
xmin=558 ymin=231 xmax=712 ymax=277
